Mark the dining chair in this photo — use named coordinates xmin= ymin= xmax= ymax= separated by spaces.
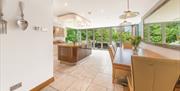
xmin=112 ymin=41 xmax=117 ymax=52
xmin=109 ymin=45 xmax=130 ymax=84
xmin=108 ymin=45 xmax=115 ymax=62
xmin=129 ymin=56 xmax=180 ymax=91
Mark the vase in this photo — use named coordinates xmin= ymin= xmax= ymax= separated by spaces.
xmin=133 ymin=46 xmax=138 ymax=55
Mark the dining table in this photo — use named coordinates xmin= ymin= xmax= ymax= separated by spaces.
xmin=112 ymin=47 xmax=165 ymax=83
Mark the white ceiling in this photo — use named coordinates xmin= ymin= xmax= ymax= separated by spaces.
xmin=53 ymin=0 xmax=160 ymax=29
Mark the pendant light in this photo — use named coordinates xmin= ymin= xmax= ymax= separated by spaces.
xmin=120 ymin=0 xmax=139 ymax=19
xmin=120 ymin=19 xmax=132 ymax=26
xmin=120 ymin=12 xmax=132 ymax=26
xmin=0 ymin=0 xmax=7 ymax=34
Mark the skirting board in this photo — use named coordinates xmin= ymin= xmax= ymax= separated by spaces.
xmin=30 ymin=77 xmax=54 ymax=91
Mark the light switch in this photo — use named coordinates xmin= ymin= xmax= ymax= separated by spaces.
xmin=10 ymin=82 xmax=22 ymax=91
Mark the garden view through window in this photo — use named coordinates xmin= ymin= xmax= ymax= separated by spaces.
xmin=65 ymin=26 xmax=134 ymax=49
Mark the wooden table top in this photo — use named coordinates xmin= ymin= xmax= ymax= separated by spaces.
xmin=113 ymin=47 xmax=165 ymax=67
xmin=57 ymin=43 xmax=81 ymax=48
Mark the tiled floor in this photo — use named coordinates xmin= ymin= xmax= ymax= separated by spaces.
xmin=41 ymin=50 xmax=125 ymax=91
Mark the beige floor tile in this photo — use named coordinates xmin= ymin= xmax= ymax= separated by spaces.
xmin=80 ymin=69 xmax=98 ymax=79
xmin=42 ymin=49 xmax=125 ymax=91
xmin=53 ymin=71 xmax=67 ymax=80
xmin=40 ymin=86 xmax=58 ymax=91
xmin=50 ymin=75 xmax=77 ymax=91
xmin=114 ymin=84 xmax=124 ymax=91
xmin=69 ymin=66 xmax=85 ymax=78
xmin=92 ymin=73 xmax=113 ymax=89
xmin=86 ymin=84 xmax=107 ymax=91
xmin=66 ymin=78 xmax=92 ymax=91
xmin=107 ymin=84 xmax=125 ymax=91
xmin=102 ymin=66 xmax=112 ymax=75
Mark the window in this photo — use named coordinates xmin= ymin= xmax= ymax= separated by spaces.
xmin=66 ymin=26 xmax=135 ymax=49
xmin=144 ymin=22 xmax=180 ymax=45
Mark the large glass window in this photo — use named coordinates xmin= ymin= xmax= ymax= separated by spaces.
xmin=144 ymin=22 xmax=180 ymax=45
xmin=65 ymin=26 xmax=135 ymax=49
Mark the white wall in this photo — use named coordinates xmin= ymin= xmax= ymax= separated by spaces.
xmin=140 ymin=42 xmax=180 ymax=60
xmin=0 ymin=0 xmax=53 ymax=91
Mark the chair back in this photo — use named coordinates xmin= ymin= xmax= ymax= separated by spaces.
xmin=131 ymin=56 xmax=180 ymax=91
xmin=108 ymin=45 xmax=115 ymax=62
xmin=112 ymin=41 xmax=117 ymax=51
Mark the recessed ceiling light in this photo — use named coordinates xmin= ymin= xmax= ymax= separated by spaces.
xmin=64 ymin=2 xmax=68 ymax=6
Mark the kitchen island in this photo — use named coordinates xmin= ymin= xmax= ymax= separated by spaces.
xmin=57 ymin=43 xmax=92 ymax=65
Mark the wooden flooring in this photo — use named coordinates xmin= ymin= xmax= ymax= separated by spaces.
xmin=41 ymin=50 xmax=125 ymax=91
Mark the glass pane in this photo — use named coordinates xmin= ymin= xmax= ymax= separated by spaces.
xmin=81 ymin=29 xmax=86 ymax=42
xmin=87 ymin=29 xmax=93 ymax=48
xmin=144 ymin=24 xmax=149 ymax=42
xmin=112 ymin=28 xmax=120 ymax=42
xmin=113 ymin=27 xmax=125 ymax=46
xmin=149 ymin=24 xmax=162 ymax=43
xmin=165 ymin=22 xmax=180 ymax=44
xmin=102 ymin=28 xmax=110 ymax=49
xmin=95 ymin=29 xmax=102 ymax=49
xmin=65 ymin=28 xmax=78 ymax=43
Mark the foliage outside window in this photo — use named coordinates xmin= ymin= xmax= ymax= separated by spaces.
xmin=112 ymin=29 xmax=120 ymax=42
xmin=65 ymin=26 xmax=133 ymax=49
xmin=102 ymin=28 xmax=110 ymax=43
xmin=95 ymin=29 xmax=102 ymax=43
xmin=87 ymin=29 xmax=93 ymax=40
xmin=119 ymin=32 xmax=131 ymax=43
xmin=81 ymin=30 xmax=86 ymax=41
xmin=87 ymin=30 xmax=93 ymax=47
xmin=165 ymin=22 xmax=180 ymax=44
xmin=65 ymin=28 xmax=78 ymax=43
xmin=149 ymin=24 xmax=162 ymax=43
xmin=144 ymin=21 xmax=180 ymax=46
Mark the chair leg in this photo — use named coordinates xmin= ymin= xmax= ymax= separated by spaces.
xmin=112 ymin=68 xmax=115 ymax=83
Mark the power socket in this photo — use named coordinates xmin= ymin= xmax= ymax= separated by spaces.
xmin=10 ymin=82 xmax=22 ymax=91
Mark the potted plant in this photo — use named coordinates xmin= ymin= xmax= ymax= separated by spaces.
xmin=130 ymin=36 xmax=142 ymax=52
